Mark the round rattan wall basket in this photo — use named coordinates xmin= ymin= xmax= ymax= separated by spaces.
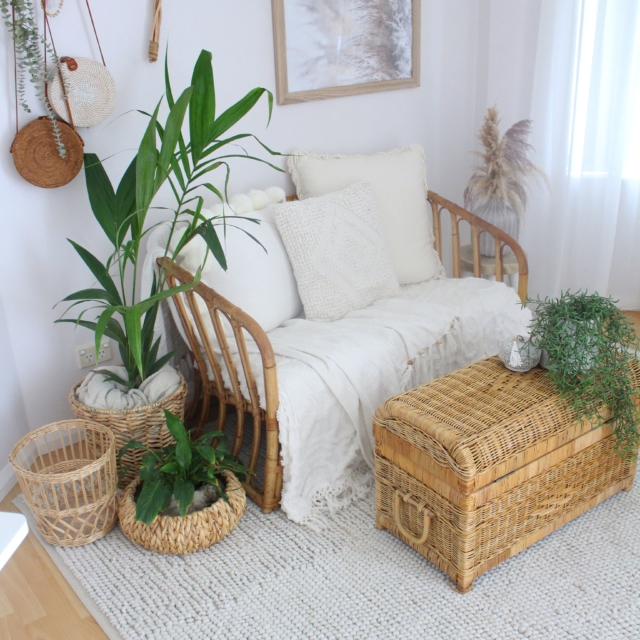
xmin=48 ymin=57 xmax=117 ymax=128
xmin=69 ymin=372 xmax=187 ymax=488
xmin=119 ymin=471 xmax=246 ymax=554
xmin=9 ymin=419 xmax=118 ymax=547
xmin=10 ymin=117 xmax=84 ymax=188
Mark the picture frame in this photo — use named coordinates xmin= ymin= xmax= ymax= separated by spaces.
xmin=271 ymin=0 xmax=420 ymax=105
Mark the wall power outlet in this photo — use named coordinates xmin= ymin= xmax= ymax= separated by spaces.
xmin=76 ymin=342 xmax=112 ymax=369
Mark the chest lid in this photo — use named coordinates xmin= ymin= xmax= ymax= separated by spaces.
xmin=374 ymin=357 xmax=640 ymax=492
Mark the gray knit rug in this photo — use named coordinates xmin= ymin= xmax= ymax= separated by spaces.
xmin=16 ymin=477 xmax=640 ymax=640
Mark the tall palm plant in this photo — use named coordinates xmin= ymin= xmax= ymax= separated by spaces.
xmin=57 ymin=49 xmax=282 ymax=388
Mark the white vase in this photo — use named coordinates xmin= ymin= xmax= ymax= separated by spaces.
xmin=472 ymin=200 xmax=519 ymax=257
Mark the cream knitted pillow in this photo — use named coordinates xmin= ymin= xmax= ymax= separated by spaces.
xmin=288 ymin=145 xmax=445 ymax=285
xmin=273 ymin=182 xmax=401 ymax=322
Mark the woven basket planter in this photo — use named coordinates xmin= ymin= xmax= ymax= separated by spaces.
xmin=9 ymin=419 xmax=118 ymax=547
xmin=69 ymin=371 xmax=187 ymax=488
xmin=118 ymin=470 xmax=246 ymax=554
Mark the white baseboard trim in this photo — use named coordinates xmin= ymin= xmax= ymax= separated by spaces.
xmin=0 ymin=462 xmax=17 ymax=503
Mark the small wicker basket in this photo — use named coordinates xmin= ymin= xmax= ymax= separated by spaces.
xmin=118 ymin=470 xmax=246 ymax=554
xmin=69 ymin=372 xmax=187 ymax=488
xmin=9 ymin=419 xmax=118 ymax=547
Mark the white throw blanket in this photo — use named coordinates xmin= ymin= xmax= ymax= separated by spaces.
xmin=141 ymin=227 xmax=532 ymax=527
xmin=76 ymin=365 xmax=181 ymax=410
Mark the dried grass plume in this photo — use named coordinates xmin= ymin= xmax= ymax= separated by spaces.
xmin=464 ymin=106 xmax=548 ymax=219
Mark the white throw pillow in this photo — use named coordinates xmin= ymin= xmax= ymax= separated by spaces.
xmin=288 ymin=145 xmax=445 ymax=285
xmin=273 ymin=182 xmax=401 ymax=322
xmin=195 ymin=205 xmax=303 ymax=332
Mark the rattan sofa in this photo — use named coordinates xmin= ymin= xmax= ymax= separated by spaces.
xmin=160 ymin=191 xmax=528 ymax=513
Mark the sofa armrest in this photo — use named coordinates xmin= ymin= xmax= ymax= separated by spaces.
xmin=158 ymin=257 xmax=282 ymax=513
xmin=427 ymin=191 xmax=529 ymax=302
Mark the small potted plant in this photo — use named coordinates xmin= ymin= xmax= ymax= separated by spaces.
xmin=528 ymin=291 xmax=640 ymax=456
xmin=118 ymin=410 xmax=250 ymax=554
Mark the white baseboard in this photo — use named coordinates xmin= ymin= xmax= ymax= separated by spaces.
xmin=0 ymin=462 xmax=17 ymax=503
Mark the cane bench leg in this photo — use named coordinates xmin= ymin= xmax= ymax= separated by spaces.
xmin=376 ymin=513 xmax=387 ymax=531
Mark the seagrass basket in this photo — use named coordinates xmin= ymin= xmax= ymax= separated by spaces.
xmin=9 ymin=419 xmax=118 ymax=547
xmin=118 ymin=470 xmax=246 ymax=554
xmin=69 ymin=372 xmax=187 ymax=488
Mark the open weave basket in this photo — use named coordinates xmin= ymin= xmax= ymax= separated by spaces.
xmin=118 ymin=471 xmax=246 ymax=554
xmin=9 ymin=419 xmax=118 ymax=547
xmin=69 ymin=372 xmax=187 ymax=488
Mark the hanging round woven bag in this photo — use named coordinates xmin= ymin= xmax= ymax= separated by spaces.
xmin=47 ymin=56 xmax=117 ymax=128
xmin=10 ymin=117 xmax=84 ymax=188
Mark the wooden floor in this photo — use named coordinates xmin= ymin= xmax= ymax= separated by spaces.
xmin=1 ymin=310 xmax=639 ymax=639
xmin=0 ymin=484 xmax=108 ymax=640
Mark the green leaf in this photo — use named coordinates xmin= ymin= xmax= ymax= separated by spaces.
xmin=124 ymin=306 xmax=144 ymax=380
xmin=208 ymin=88 xmax=271 ymax=143
xmin=164 ymin=47 xmax=175 ymax=108
xmin=114 ymin=156 xmax=137 ymax=245
xmin=155 ymin=86 xmax=193 ymax=194
xmin=118 ymin=440 xmax=149 ymax=460
xmin=136 ymin=99 xmax=162 ymax=226
xmin=54 ymin=318 xmax=126 ymax=346
xmin=163 ymin=410 xmax=192 ymax=470
xmin=173 ymin=478 xmax=195 ymax=518
xmin=189 ymin=49 xmax=215 ymax=164
xmin=195 ymin=220 xmax=226 ymax=271
xmin=196 ymin=444 xmax=216 ymax=464
xmin=147 ymin=350 xmax=176 ymax=377
xmin=94 ymin=307 xmax=118 ymax=369
xmin=134 ymin=276 xmax=201 ymax=316
xmin=84 ymin=154 xmax=117 ymax=246
xmin=68 ymin=240 xmax=121 ymax=303
xmin=139 ymin=453 xmax=160 ymax=481
xmin=159 ymin=461 xmax=180 ymax=475
xmin=61 ymin=288 xmax=120 ymax=306
xmin=135 ymin=479 xmax=173 ymax=525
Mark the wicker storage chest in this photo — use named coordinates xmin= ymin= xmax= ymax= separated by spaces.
xmin=374 ymin=357 xmax=640 ymax=593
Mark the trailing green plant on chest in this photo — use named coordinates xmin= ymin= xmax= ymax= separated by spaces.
xmin=528 ymin=291 xmax=640 ymax=457
xmin=56 ymin=49 xmax=282 ymax=388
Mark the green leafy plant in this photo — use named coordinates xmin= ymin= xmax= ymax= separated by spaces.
xmin=528 ymin=291 xmax=640 ymax=457
xmin=56 ymin=49 xmax=282 ymax=389
xmin=119 ymin=410 xmax=251 ymax=525
xmin=1 ymin=0 xmax=66 ymax=156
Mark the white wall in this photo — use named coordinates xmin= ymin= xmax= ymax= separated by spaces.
xmin=0 ymin=0 xmax=542 ymax=497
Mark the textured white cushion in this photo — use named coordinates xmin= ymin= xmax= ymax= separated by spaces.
xmin=288 ymin=145 xmax=445 ymax=285
xmin=274 ymin=182 xmax=401 ymax=322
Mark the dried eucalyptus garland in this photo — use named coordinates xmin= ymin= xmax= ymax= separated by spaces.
xmin=528 ymin=291 xmax=640 ymax=458
xmin=1 ymin=0 xmax=66 ymax=156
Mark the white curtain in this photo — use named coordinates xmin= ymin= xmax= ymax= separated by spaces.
xmin=524 ymin=0 xmax=640 ymax=308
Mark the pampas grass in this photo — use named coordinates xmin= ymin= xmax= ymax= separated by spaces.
xmin=464 ymin=106 xmax=548 ymax=219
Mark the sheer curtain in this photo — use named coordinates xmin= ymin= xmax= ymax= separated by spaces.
xmin=524 ymin=0 xmax=640 ymax=307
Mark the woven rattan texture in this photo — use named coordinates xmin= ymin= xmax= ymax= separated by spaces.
xmin=69 ymin=373 xmax=187 ymax=488
xmin=118 ymin=471 xmax=246 ymax=554
xmin=376 ymin=357 xmax=640 ymax=480
xmin=9 ymin=419 xmax=118 ymax=547
xmin=11 ymin=117 xmax=84 ymax=188
xmin=48 ymin=57 xmax=117 ymax=128
xmin=376 ymin=435 xmax=635 ymax=587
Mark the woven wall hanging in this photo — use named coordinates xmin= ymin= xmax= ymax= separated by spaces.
xmin=48 ymin=56 xmax=116 ymax=127
xmin=11 ymin=116 xmax=84 ymax=188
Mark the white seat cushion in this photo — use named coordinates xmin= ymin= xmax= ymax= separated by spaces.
xmin=288 ymin=145 xmax=445 ymax=285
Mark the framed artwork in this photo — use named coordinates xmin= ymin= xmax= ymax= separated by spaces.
xmin=272 ymin=0 xmax=420 ymax=105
